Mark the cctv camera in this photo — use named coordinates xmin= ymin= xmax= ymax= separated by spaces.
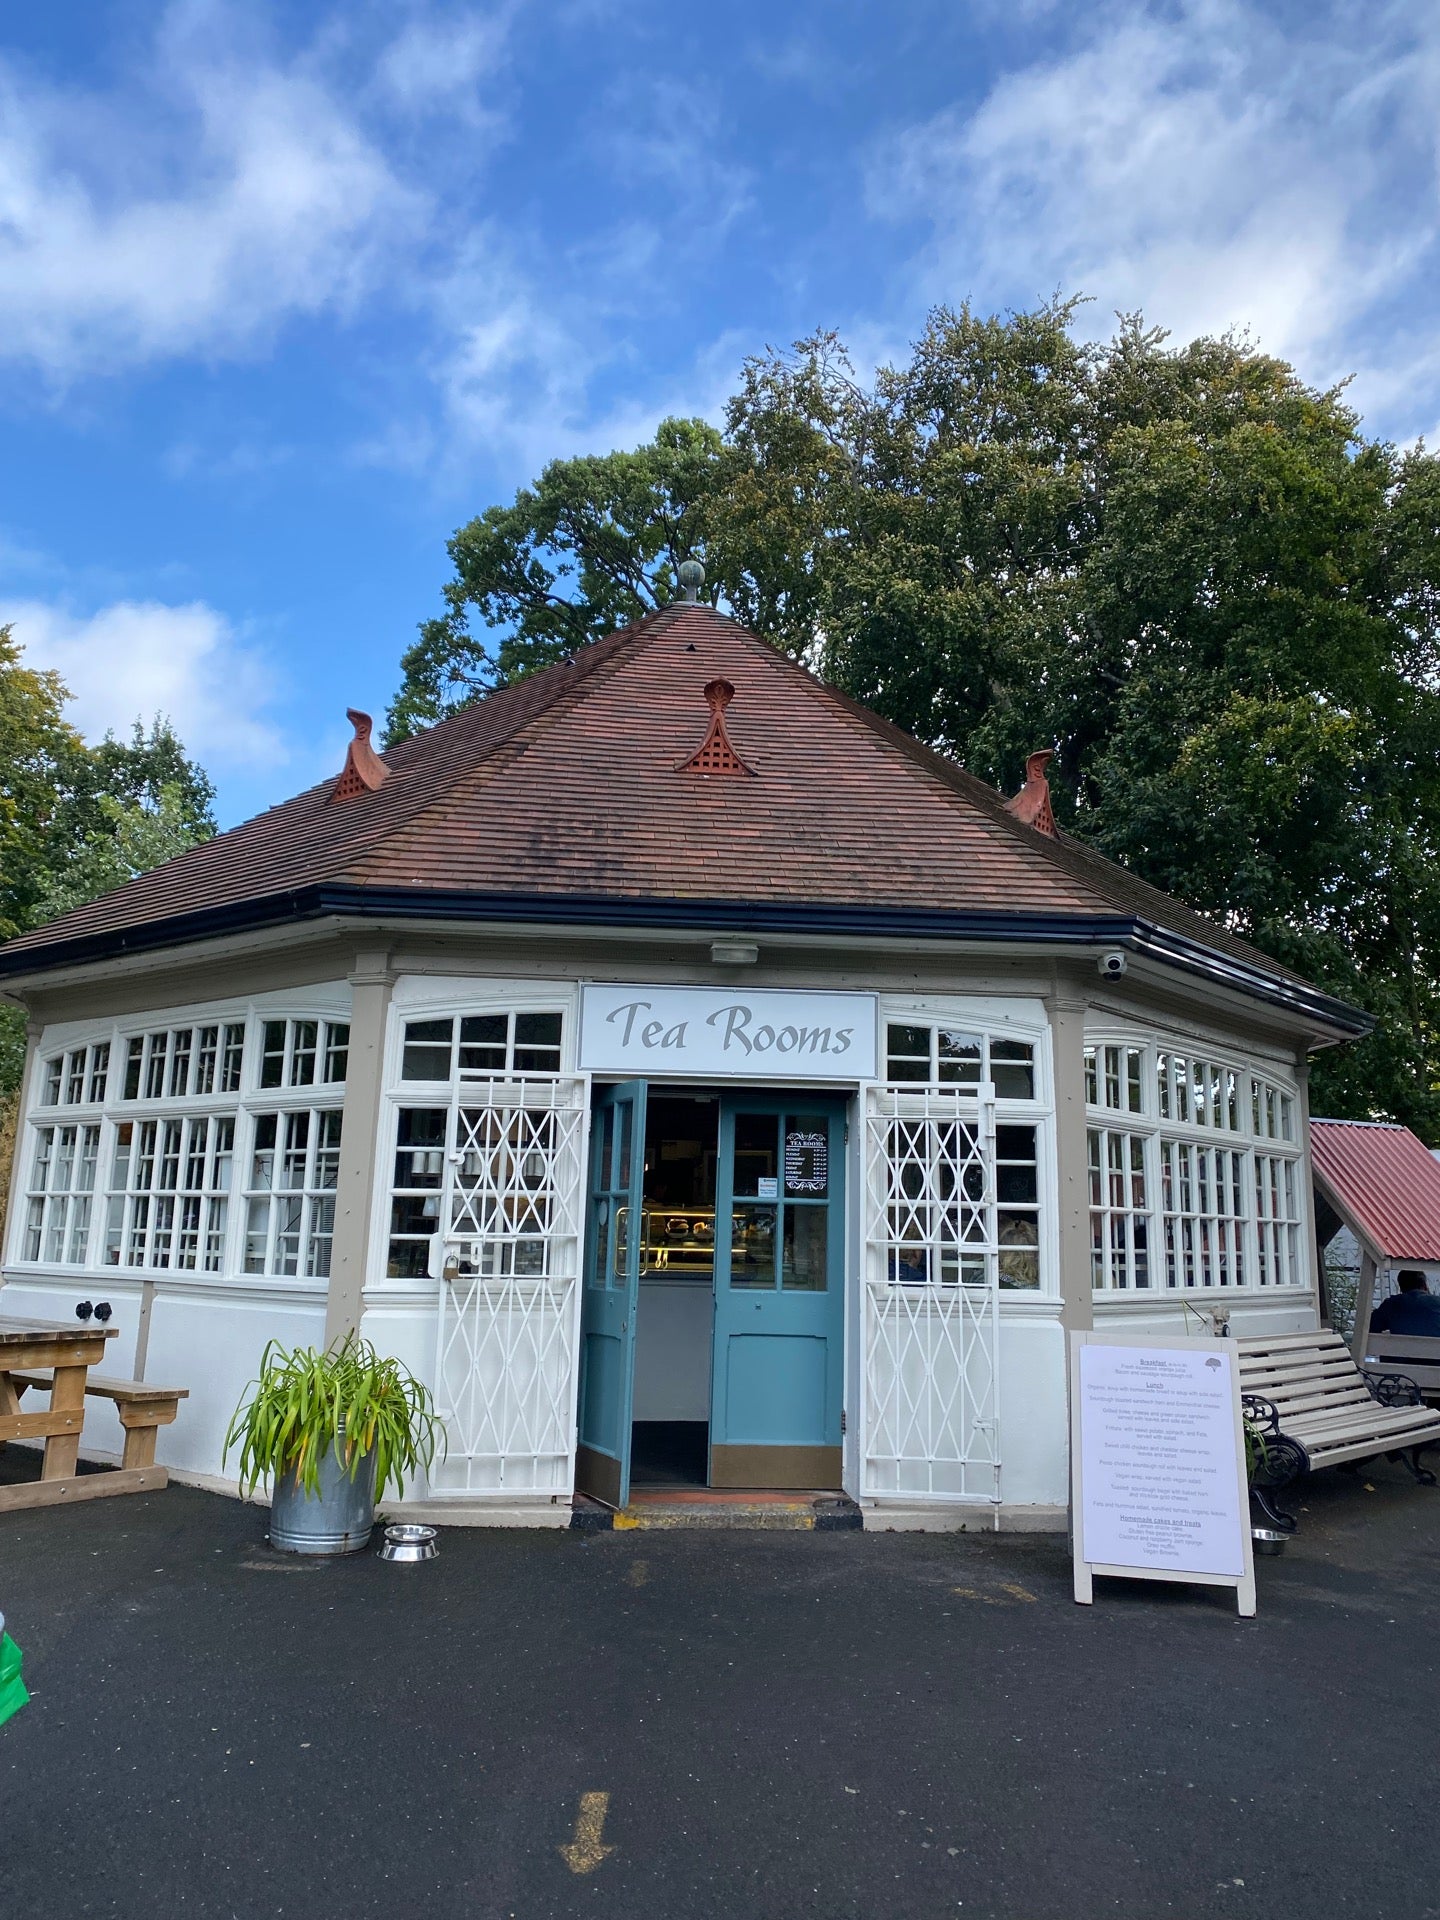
xmin=1099 ymin=951 xmax=1128 ymax=980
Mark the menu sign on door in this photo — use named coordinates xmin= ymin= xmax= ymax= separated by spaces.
xmin=1070 ymin=1333 xmax=1255 ymax=1616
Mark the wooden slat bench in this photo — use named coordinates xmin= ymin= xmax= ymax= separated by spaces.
xmin=9 ymin=1371 xmax=188 ymax=1475
xmin=1236 ymin=1331 xmax=1440 ymax=1526
xmin=1360 ymin=1333 xmax=1440 ymax=1402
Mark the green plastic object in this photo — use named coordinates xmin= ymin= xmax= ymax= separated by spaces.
xmin=0 ymin=1632 xmax=30 ymax=1727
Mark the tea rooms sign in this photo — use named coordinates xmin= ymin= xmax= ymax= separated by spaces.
xmin=579 ymin=984 xmax=877 ymax=1081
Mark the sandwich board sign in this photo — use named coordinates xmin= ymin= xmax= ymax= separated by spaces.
xmin=1070 ymin=1332 xmax=1255 ymax=1617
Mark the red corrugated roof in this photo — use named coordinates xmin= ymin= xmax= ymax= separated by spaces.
xmin=1310 ymin=1120 xmax=1440 ymax=1260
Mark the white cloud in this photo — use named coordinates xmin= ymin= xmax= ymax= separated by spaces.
xmin=0 ymin=5 xmax=428 ymax=379
xmin=867 ymin=1 xmax=1440 ymax=423
xmin=375 ymin=5 xmax=514 ymax=121
xmin=2 ymin=598 xmax=288 ymax=773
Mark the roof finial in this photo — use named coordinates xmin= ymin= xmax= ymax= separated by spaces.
xmin=676 ymin=558 xmax=705 ymax=604
xmin=332 ymin=708 xmax=390 ymax=801
xmin=1006 ymin=748 xmax=1057 ymax=836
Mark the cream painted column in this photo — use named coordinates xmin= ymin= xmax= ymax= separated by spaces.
xmin=1047 ymin=973 xmax=1093 ymax=1336
xmin=324 ymin=950 xmax=395 ymax=1346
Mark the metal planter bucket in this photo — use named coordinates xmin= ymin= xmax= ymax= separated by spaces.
xmin=269 ymin=1442 xmax=377 ymax=1555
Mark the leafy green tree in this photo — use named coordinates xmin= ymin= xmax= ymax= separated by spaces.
xmin=397 ymin=303 xmax=1440 ymax=1133
xmin=0 ymin=625 xmax=216 ymax=1095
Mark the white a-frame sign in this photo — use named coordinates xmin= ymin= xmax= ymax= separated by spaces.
xmin=1070 ymin=1332 xmax=1256 ymax=1617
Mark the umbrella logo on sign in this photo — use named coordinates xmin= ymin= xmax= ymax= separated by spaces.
xmin=1205 ymin=1356 xmax=1222 ymax=1369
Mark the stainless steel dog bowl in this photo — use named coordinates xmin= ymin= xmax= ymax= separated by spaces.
xmin=379 ymin=1523 xmax=438 ymax=1563
xmin=1251 ymin=1527 xmax=1288 ymax=1557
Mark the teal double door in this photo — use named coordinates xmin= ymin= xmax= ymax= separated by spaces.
xmin=576 ymin=1084 xmax=846 ymax=1507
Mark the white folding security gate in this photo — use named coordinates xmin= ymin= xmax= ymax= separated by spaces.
xmin=431 ymin=1074 xmax=587 ymax=1495
xmin=861 ymin=1084 xmax=1002 ymax=1504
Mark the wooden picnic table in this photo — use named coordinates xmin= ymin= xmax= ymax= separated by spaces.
xmin=0 ymin=1316 xmax=165 ymax=1513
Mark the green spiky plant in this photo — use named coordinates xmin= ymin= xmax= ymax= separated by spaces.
xmin=225 ymin=1335 xmax=445 ymax=1500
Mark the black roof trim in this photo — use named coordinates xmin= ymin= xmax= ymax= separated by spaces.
xmin=0 ymin=881 xmax=1372 ymax=1036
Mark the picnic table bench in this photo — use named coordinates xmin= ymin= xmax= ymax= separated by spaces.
xmin=0 ymin=1315 xmax=186 ymax=1511
xmin=8 ymin=1371 xmax=187 ymax=1472
xmin=1237 ymin=1329 xmax=1440 ymax=1530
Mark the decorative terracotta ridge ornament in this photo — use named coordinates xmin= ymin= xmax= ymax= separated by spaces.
xmin=332 ymin=709 xmax=390 ymax=799
xmin=1006 ymin=748 xmax=1057 ymax=836
xmin=678 ymin=678 xmax=754 ymax=776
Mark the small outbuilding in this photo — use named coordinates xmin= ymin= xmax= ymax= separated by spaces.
xmin=0 ymin=599 xmax=1370 ymax=1525
xmin=1311 ymin=1119 xmax=1440 ymax=1367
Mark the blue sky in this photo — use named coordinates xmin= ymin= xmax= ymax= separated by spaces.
xmin=2 ymin=0 xmax=1437 ymax=827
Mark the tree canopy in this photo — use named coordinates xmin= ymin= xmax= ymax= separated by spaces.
xmin=0 ymin=624 xmax=216 ymax=1090
xmin=394 ymin=299 xmax=1440 ymax=1135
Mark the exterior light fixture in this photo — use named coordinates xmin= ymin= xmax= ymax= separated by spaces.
xmin=710 ymin=940 xmax=759 ymax=965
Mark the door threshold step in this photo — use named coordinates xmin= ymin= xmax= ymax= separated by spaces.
xmin=571 ymin=1492 xmax=862 ymax=1532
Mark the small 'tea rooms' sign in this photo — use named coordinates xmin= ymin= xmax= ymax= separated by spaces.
xmin=578 ymin=984 xmax=877 ymax=1080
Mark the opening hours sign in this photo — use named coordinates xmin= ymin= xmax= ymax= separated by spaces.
xmin=1070 ymin=1332 xmax=1256 ymax=1616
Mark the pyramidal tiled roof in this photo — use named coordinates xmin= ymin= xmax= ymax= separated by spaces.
xmin=0 ymin=605 xmax=1367 ymax=1031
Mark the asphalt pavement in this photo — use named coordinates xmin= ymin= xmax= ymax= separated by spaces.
xmin=4 ymin=1460 xmax=1440 ymax=1919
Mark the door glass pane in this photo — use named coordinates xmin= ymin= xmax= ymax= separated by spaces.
xmin=616 ymin=1101 xmax=633 ymax=1192
xmin=730 ymin=1203 xmax=776 ymax=1286
xmin=590 ymin=1107 xmax=613 ymax=1194
xmin=733 ymin=1113 xmax=778 ymax=1197
xmin=613 ymin=1204 xmax=630 ymax=1285
xmin=783 ymin=1117 xmax=829 ymax=1198
xmin=592 ymin=1197 xmax=610 ymax=1283
xmin=782 ymin=1206 xmax=827 ymax=1290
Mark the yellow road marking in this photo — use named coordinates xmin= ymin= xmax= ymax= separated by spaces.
xmin=951 ymin=1583 xmax=1037 ymax=1606
xmin=1000 ymin=1582 xmax=1037 ymax=1603
xmin=559 ymin=1792 xmax=615 ymax=1875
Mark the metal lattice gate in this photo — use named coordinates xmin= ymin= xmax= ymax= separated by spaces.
xmin=861 ymin=1085 xmax=1001 ymax=1503
xmin=432 ymin=1075 xmax=587 ymax=1495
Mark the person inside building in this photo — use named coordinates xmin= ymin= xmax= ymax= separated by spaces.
xmin=1369 ymin=1269 xmax=1440 ymax=1336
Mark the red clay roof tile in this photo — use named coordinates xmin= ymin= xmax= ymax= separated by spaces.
xmin=0 ymin=604 xmax=1339 ymax=1003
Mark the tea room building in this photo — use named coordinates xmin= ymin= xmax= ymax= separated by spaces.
xmin=0 ymin=601 xmax=1368 ymax=1524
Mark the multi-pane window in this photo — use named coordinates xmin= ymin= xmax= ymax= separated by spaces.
xmin=885 ymin=1024 xmax=1037 ymax=1098
xmin=400 ymin=1012 xmax=563 ymax=1080
xmin=1159 ymin=1140 xmax=1247 ymax=1288
xmin=388 ymin=1107 xmax=448 ymax=1276
xmin=1088 ymin=1126 xmax=1149 ymax=1289
xmin=40 ymin=1043 xmax=110 ymax=1107
xmin=243 ymin=1110 xmax=343 ymax=1276
xmin=1157 ymin=1050 xmax=1243 ymax=1131
xmin=1253 ymin=1077 xmax=1296 ymax=1142
xmin=995 ymin=1125 xmax=1040 ymax=1288
xmin=879 ymin=1021 xmax=1046 ymax=1292
xmin=1086 ymin=1036 xmax=1304 ymax=1291
xmin=24 ymin=1124 xmax=101 ymax=1263
xmin=104 ymin=1116 xmax=236 ymax=1271
xmin=16 ymin=1006 xmax=351 ymax=1280
xmin=259 ymin=1019 xmax=349 ymax=1089
xmin=1255 ymin=1152 xmax=1302 ymax=1285
xmin=1085 ymin=1043 xmax=1144 ymax=1115
xmin=121 ymin=1023 xmax=246 ymax=1100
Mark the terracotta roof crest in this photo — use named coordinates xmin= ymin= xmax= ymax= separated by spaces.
xmin=332 ymin=709 xmax=390 ymax=799
xmin=1006 ymin=748 xmax=1057 ymax=836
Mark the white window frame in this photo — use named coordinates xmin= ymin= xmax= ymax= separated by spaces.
xmin=1085 ymin=1027 xmax=1307 ymax=1294
xmin=8 ymin=992 xmax=350 ymax=1281
xmin=875 ymin=996 xmax=1055 ymax=1297
xmin=376 ymin=988 xmax=576 ymax=1286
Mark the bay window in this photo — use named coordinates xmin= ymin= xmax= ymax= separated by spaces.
xmin=1087 ymin=1036 xmax=1305 ymax=1291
